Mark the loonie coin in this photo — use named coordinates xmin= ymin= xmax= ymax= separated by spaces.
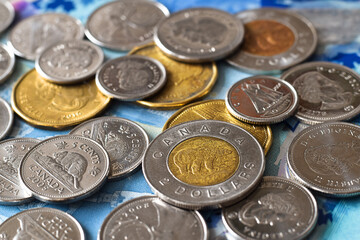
xmin=11 ymin=69 xmax=110 ymax=129
xmin=129 ymin=43 xmax=217 ymax=108
xmin=143 ymin=120 xmax=265 ymax=209
xmin=0 ymin=1 xmax=15 ymax=34
xmin=222 ymin=176 xmax=318 ymax=240
xmin=20 ymin=135 xmax=109 ymax=203
xmin=225 ymin=76 xmax=299 ymax=124
xmin=154 ymin=8 xmax=244 ymax=63
xmin=98 ymin=195 xmax=208 ymax=240
xmin=35 ymin=40 xmax=104 ymax=84
xmin=0 ymin=43 xmax=15 ymax=84
xmin=0 ymin=207 xmax=85 ymax=239
xmin=8 ymin=13 xmax=84 ymax=60
xmin=281 ymin=61 xmax=360 ymax=124
xmin=70 ymin=117 xmax=149 ymax=180
xmin=96 ymin=56 xmax=166 ymax=101
xmin=85 ymin=0 xmax=169 ymax=51
xmin=227 ymin=8 xmax=317 ymax=73
xmin=163 ymin=99 xmax=272 ymax=154
xmin=0 ymin=97 xmax=13 ymax=140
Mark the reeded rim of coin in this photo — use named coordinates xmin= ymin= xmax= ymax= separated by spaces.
xmin=0 ymin=43 xmax=15 ymax=84
xmin=0 ymin=97 xmax=13 ymax=140
xmin=0 ymin=1 xmax=15 ymax=34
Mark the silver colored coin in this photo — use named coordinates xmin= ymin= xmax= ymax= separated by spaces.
xmin=143 ymin=120 xmax=265 ymax=210
xmin=222 ymin=176 xmax=318 ymax=240
xmin=0 ymin=43 xmax=15 ymax=84
xmin=69 ymin=116 xmax=149 ymax=180
xmin=154 ymin=8 xmax=244 ymax=63
xmin=98 ymin=195 xmax=208 ymax=240
xmin=35 ymin=40 xmax=104 ymax=84
xmin=227 ymin=8 xmax=317 ymax=73
xmin=0 ymin=1 xmax=15 ymax=34
xmin=96 ymin=55 xmax=167 ymax=101
xmin=85 ymin=0 xmax=169 ymax=51
xmin=0 ymin=97 xmax=13 ymax=141
xmin=20 ymin=135 xmax=109 ymax=203
xmin=8 ymin=13 xmax=84 ymax=60
xmin=0 ymin=207 xmax=85 ymax=240
xmin=281 ymin=61 xmax=360 ymax=124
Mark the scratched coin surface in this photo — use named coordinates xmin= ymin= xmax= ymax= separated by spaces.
xmin=85 ymin=0 xmax=169 ymax=51
xmin=98 ymin=196 xmax=208 ymax=240
xmin=70 ymin=117 xmax=149 ymax=180
xmin=0 ymin=97 xmax=13 ymax=141
xmin=143 ymin=120 xmax=265 ymax=209
xmin=0 ymin=44 xmax=15 ymax=84
xmin=0 ymin=1 xmax=15 ymax=34
xmin=0 ymin=207 xmax=85 ymax=240
xmin=227 ymin=8 xmax=317 ymax=73
xmin=281 ymin=62 xmax=360 ymax=124
xmin=20 ymin=135 xmax=109 ymax=203
xmin=222 ymin=176 xmax=318 ymax=240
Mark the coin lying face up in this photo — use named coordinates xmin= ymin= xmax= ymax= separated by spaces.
xmin=0 ymin=43 xmax=15 ymax=84
xmin=0 ymin=97 xmax=13 ymax=140
xmin=0 ymin=1 xmax=15 ymax=34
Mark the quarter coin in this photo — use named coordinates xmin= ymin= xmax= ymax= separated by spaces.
xmin=0 ymin=43 xmax=15 ymax=84
xmin=0 ymin=1 xmax=15 ymax=34
xmin=0 ymin=97 xmax=13 ymax=140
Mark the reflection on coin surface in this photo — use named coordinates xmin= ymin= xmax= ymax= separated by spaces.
xmin=0 ymin=207 xmax=85 ymax=240
xmin=0 ymin=97 xmax=13 ymax=140
xmin=155 ymin=8 xmax=244 ymax=62
xmin=70 ymin=117 xmax=149 ymax=180
xmin=20 ymin=135 xmax=109 ymax=203
xmin=227 ymin=8 xmax=317 ymax=73
xmin=11 ymin=69 xmax=110 ymax=129
xmin=0 ymin=43 xmax=15 ymax=84
xmin=98 ymin=196 xmax=208 ymax=240
xmin=143 ymin=120 xmax=265 ymax=209
xmin=282 ymin=62 xmax=360 ymax=124
xmin=85 ymin=0 xmax=169 ymax=51
xmin=130 ymin=43 xmax=217 ymax=108
xmin=0 ymin=1 xmax=15 ymax=34
xmin=222 ymin=176 xmax=318 ymax=240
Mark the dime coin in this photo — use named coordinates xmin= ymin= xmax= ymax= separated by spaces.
xmin=0 ymin=43 xmax=15 ymax=84
xmin=225 ymin=76 xmax=299 ymax=124
xmin=163 ymin=99 xmax=272 ymax=154
xmin=11 ymin=69 xmax=110 ymax=129
xmin=70 ymin=117 xmax=149 ymax=180
xmin=0 ymin=1 xmax=15 ymax=34
xmin=143 ymin=120 xmax=265 ymax=209
xmin=154 ymin=8 xmax=244 ymax=62
xmin=98 ymin=195 xmax=208 ymax=240
xmin=129 ymin=43 xmax=217 ymax=108
xmin=8 ymin=13 xmax=84 ymax=60
xmin=96 ymin=56 xmax=166 ymax=101
xmin=0 ymin=97 xmax=13 ymax=140
xmin=281 ymin=61 xmax=360 ymax=124
xmin=35 ymin=40 xmax=104 ymax=84
xmin=85 ymin=0 xmax=169 ymax=51
xmin=222 ymin=176 xmax=318 ymax=240
xmin=20 ymin=135 xmax=109 ymax=203
xmin=0 ymin=207 xmax=85 ymax=239
xmin=227 ymin=8 xmax=317 ymax=73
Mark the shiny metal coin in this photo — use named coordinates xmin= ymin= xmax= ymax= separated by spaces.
xmin=98 ymin=195 xmax=208 ymax=240
xmin=0 ymin=43 xmax=15 ymax=84
xmin=0 ymin=97 xmax=13 ymax=141
xmin=96 ymin=55 xmax=167 ymax=101
xmin=225 ymin=76 xmax=299 ymax=124
xmin=0 ymin=207 xmax=85 ymax=240
xmin=85 ymin=0 xmax=169 ymax=51
xmin=0 ymin=1 xmax=15 ymax=34
xmin=154 ymin=8 xmax=244 ymax=63
xmin=69 ymin=116 xmax=149 ymax=180
xmin=143 ymin=120 xmax=265 ymax=210
xmin=222 ymin=176 xmax=318 ymax=240
xmin=281 ymin=61 xmax=360 ymax=124
xmin=227 ymin=8 xmax=317 ymax=73
xmin=8 ymin=13 xmax=84 ymax=60
xmin=35 ymin=40 xmax=104 ymax=84
xmin=19 ymin=135 xmax=109 ymax=203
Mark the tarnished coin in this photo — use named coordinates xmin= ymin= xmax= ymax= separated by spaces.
xmin=155 ymin=8 xmax=244 ymax=62
xmin=35 ymin=40 xmax=104 ymax=84
xmin=98 ymin=195 xmax=208 ymax=240
xmin=0 ymin=207 xmax=85 ymax=239
xmin=0 ymin=97 xmax=13 ymax=140
xmin=222 ymin=176 xmax=318 ymax=240
xmin=85 ymin=0 xmax=169 ymax=51
xmin=8 ymin=13 xmax=84 ymax=60
xmin=0 ymin=1 xmax=14 ymax=34
xmin=281 ymin=61 xmax=360 ymax=124
xmin=0 ymin=43 xmax=15 ymax=84
xmin=20 ymin=135 xmax=109 ymax=203
xmin=227 ymin=8 xmax=317 ymax=73
xmin=96 ymin=56 xmax=166 ymax=101
xmin=70 ymin=117 xmax=149 ymax=180
xmin=143 ymin=120 xmax=265 ymax=209
xmin=225 ymin=76 xmax=299 ymax=124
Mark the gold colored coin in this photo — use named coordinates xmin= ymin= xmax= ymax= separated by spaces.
xmin=168 ymin=136 xmax=239 ymax=186
xmin=11 ymin=69 xmax=110 ymax=129
xmin=128 ymin=43 xmax=218 ymax=108
xmin=163 ymin=99 xmax=272 ymax=155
